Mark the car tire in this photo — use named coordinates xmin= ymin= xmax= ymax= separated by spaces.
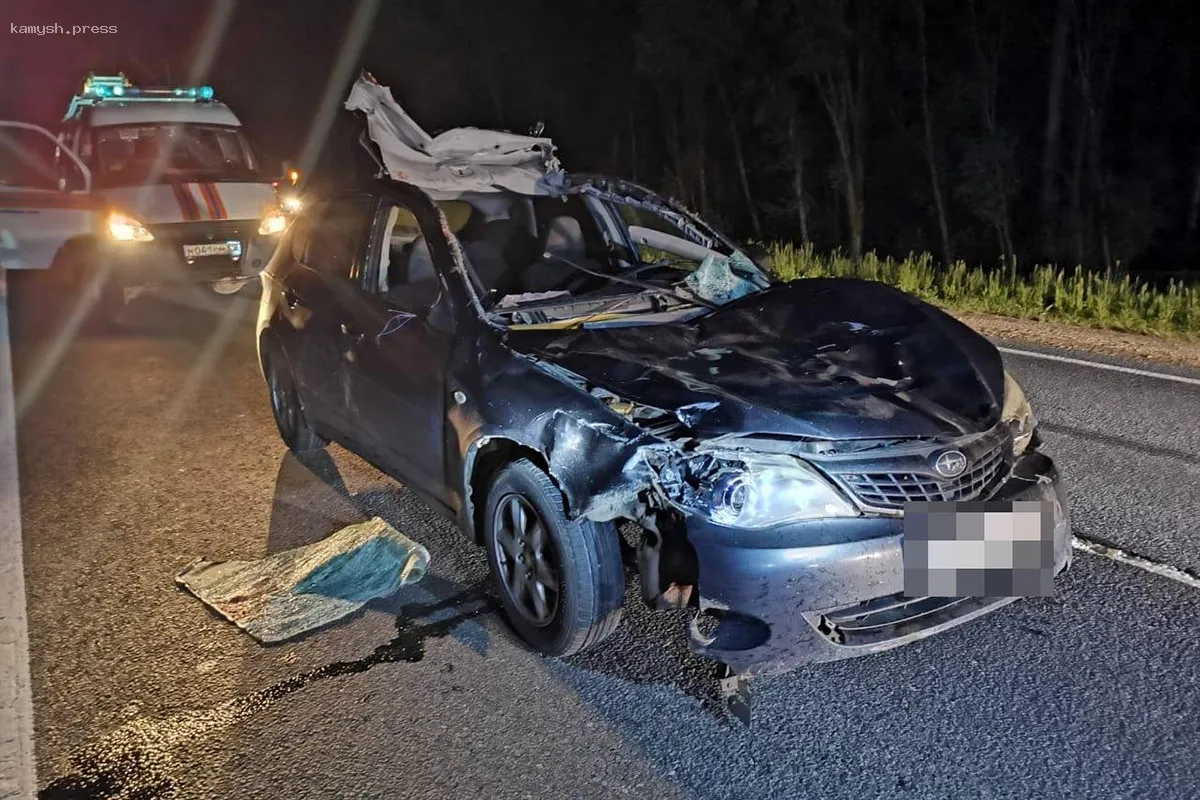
xmin=84 ymin=279 xmax=126 ymax=334
xmin=33 ymin=240 xmax=123 ymax=335
xmin=263 ymin=350 xmax=327 ymax=453
xmin=483 ymin=458 xmax=624 ymax=657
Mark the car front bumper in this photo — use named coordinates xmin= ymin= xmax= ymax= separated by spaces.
xmin=685 ymin=450 xmax=1071 ymax=676
xmin=95 ymin=226 xmax=278 ymax=288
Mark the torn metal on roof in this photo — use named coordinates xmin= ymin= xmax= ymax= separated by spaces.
xmin=344 ymin=71 xmax=566 ymax=195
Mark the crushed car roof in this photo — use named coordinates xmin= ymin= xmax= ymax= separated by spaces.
xmin=344 ymin=71 xmax=566 ymax=196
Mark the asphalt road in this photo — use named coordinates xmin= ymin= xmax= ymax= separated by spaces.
xmin=12 ymin=293 xmax=1200 ymax=800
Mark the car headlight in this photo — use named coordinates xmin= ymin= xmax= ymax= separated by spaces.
xmin=1002 ymin=371 xmax=1037 ymax=456
xmin=257 ymin=209 xmax=289 ymax=236
xmin=690 ymin=452 xmax=858 ymax=528
xmin=107 ymin=211 xmax=154 ymax=242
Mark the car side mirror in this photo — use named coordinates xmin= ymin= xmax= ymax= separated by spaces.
xmin=606 ymin=240 xmax=639 ymax=265
xmin=425 ymin=290 xmax=455 ymax=333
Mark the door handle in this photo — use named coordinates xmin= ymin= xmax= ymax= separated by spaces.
xmin=340 ymin=322 xmax=364 ymax=345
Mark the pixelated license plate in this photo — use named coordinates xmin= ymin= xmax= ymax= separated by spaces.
xmin=902 ymin=500 xmax=1055 ymax=598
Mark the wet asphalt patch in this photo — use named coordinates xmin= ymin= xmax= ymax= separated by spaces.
xmin=38 ymin=587 xmax=496 ymax=799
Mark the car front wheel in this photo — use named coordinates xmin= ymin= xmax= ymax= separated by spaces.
xmin=483 ymin=458 xmax=624 ymax=657
xmin=264 ymin=351 xmax=327 ymax=454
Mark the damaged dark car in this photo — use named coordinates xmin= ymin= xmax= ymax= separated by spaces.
xmin=256 ymin=74 xmax=1071 ymax=681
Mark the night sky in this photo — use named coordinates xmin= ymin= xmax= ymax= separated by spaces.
xmin=4 ymin=0 xmax=1200 ymax=274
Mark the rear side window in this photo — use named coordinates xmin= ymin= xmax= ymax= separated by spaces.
xmin=302 ymin=196 xmax=373 ymax=280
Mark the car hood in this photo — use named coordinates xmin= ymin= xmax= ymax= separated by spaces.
xmin=504 ymin=279 xmax=1007 ymax=441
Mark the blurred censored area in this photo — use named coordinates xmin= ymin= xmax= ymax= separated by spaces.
xmin=903 ymin=501 xmax=1055 ymax=598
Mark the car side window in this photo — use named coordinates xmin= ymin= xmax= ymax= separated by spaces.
xmin=369 ymin=200 xmax=445 ymax=310
xmin=301 ymin=196 xmax=373 ymax=280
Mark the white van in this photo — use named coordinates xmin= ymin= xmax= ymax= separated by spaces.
xmin=54 ymin=74 xmax=290 ymax=306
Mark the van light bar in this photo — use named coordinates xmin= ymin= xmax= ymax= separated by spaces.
xmin=81 ymin=73 xmax=215 ymax=101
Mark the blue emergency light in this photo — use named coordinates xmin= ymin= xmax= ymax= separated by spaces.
xmin=81 ymin=74 xmax=131 ymax=97
xmin=67 ymin=73 xmax=219 ymax=120
xmin=80 ymin=74 xmax=216 ymax=102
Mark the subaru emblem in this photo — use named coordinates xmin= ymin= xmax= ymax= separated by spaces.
xmin=934 ymin=450 xmax=968 ymax=478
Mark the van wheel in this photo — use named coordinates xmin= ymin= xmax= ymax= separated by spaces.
xmin=483 ymin=458 xmax=624 ymax=657
xmin=264 ymin=352 xmax=326 ymax=453
xmin=85 ymin=280 xmax=126 ymax=333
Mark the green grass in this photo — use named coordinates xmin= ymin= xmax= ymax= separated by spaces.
xmin=765 ymin=243 xmax=1200 ymax=338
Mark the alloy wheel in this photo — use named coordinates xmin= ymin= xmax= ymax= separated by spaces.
xmin=492 ymin=493 xmax=561 ymax=627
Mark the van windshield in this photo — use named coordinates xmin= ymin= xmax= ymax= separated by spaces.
xmin=91 ymin=123 xmax=260 ymax=186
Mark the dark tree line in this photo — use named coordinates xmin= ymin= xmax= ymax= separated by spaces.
xmin=319 ymin=0 xmax=1200 ymax=275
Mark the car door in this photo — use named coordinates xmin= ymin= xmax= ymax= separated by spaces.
xmin=0 ymin=122 xmax=96 ymax=271
xmin=343 ymin=197 xmax=456 ymax=504
xmin=282 ymin=194 xmax=376 ymax=435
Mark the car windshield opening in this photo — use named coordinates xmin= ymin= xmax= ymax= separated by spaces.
xmin=92 ymin=123 xmax=260 ymax=185
xmin=440 ymin=188 xmax=768 ymax=328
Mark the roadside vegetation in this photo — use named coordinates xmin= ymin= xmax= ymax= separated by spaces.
xmin=767 ymin=243 xmax=1200 ymax=338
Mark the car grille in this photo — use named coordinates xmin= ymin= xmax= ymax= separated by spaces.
xmin=837 ymin=439 xmax=1007 ymax=510
xmin=150 ymin=220 xmax=248 ymax=280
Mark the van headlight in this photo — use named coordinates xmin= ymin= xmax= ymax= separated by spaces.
xmin=678 ymin=452 xmax=858 ymax=529
xmin=1002 ymin=371 xmax=1037 ymax=456
xmin=257 ymin=209 xmax=289 ymax=236
xmin=107 ymin=211 xmax=154 ymax=242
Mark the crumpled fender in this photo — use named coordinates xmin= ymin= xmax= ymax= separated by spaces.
xmin=453 ymin=354 xmax=676 ymax=534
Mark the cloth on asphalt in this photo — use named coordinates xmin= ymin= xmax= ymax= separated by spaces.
xmin=175 ymin=517 xmax=430 ymax=643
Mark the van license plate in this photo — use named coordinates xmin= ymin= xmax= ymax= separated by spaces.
xmin=183 ymin=243 xmax=230 ymax=258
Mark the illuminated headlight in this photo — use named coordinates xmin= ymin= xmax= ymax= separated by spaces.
xmin=107 ymin=211 xmax=153 ymax=242
xmin=257 ymin=209 xmax=289 ymax=236
xmin=279 ymin=195 xmax=303 ymax=213
xmin=1002 ymin=371 xmax=1037 ymax=456
xmin=699 ymin=452 xmax=858 ymax=529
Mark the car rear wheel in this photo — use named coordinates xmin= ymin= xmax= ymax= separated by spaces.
xmin=264 ymin=352 xmax=327 ymax=453
xmin=483 ymin=458 xmax=624 ymax=657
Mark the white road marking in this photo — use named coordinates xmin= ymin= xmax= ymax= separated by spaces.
xmin=1072 ymin=535 xmax=1200 ymax=590
xmin=999 ymin=347 xmax=1200 ymax=387
xmin=0 ymin=269 xmax=38 ymax=799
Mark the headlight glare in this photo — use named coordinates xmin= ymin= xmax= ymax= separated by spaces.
xmin=1002 ymin=371 xmax=1037 ymax=456
xmin=258 ymin=209 xmax=289 ymax=236
xmin=107 ymin=211 xmax=153 ymax=242
xmin=701 ymin=453 xmax=858 ymax=528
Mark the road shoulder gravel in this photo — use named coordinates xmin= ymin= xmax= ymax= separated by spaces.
xmin=950 ymin=311 xmax=1200 ymax=369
